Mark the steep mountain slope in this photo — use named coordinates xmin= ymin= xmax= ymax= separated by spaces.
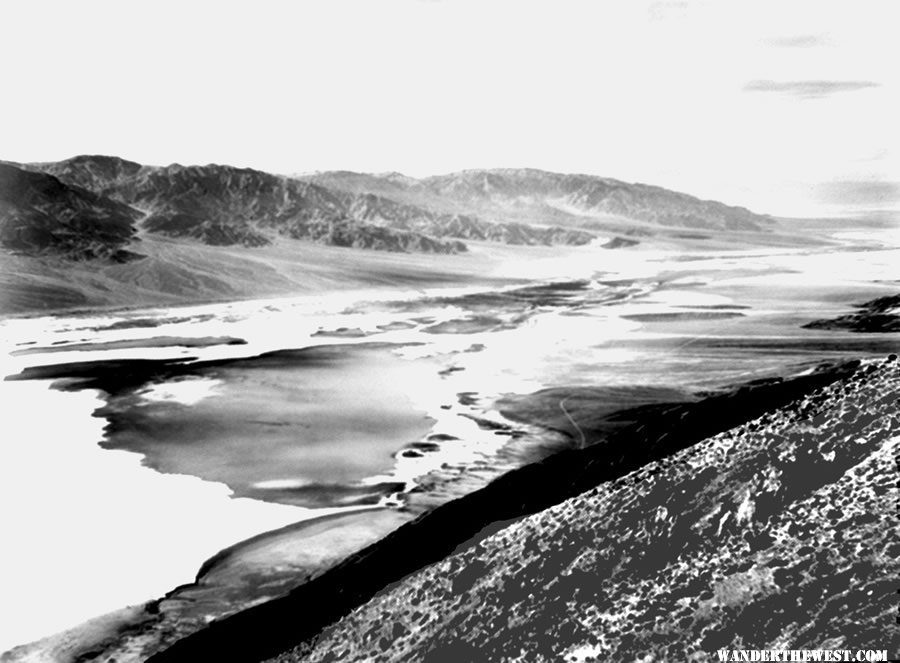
xmin=0 ymin=163 xmax=141 ymax=260
xmin=307 ymin=168 xmax=775 ymax=233
xmin=268 ymin=357 xmax=899 ymax=662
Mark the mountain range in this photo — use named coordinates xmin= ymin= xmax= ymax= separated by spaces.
xmin=0 ymin=155 xmax=783 ymax=313
xmin=303 ymin=168 xmax=773 ymax=234
xmin=1 ymin=155 xmax=775 ymax=261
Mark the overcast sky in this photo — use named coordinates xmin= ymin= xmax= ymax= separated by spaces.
xmin=1 ymin=0 xmax=896 ymax=217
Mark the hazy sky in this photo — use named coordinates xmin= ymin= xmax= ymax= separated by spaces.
xmin=2 ymin=0 xmax=897 ymax=217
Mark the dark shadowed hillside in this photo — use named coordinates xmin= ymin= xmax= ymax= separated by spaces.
xmin=0 ymin=163 xmax=141 ymax=261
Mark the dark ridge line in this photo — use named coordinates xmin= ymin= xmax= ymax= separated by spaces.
xmin=802 ymin=292 xmax=900 ymax=333
xmin=146 ymin=360 xmax=860 ymax=663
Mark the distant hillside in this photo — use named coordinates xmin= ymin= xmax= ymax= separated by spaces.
xmin=0 ymin=163 xmax=141 ymax=260
xmin=23 ymin=157 xmax=596 ymax=250
xmin=6 ymin=156 xmax=779 ymax=261
xmin=305 ymin=168 xmax=775 ymax=233
xmin=31 ymin=154 xmax=146 ymax=192
xmin=339 ymin=191 xmax=593 ymax=246
xmin=1 ymin=155 xmax=784 ymax=313
xmin=21 ymin=158 xmax=470 ymax=253
xmin=12 ymin=157 xmax=777 ymax=258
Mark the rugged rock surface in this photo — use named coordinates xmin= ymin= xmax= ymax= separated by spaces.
xmin=803 ymin=293 xmax=900 ymax=333
xmin=0 ymin=163 xmax=141 ymax=260
xmin=267 ymin=357 xmax=899 ymax=662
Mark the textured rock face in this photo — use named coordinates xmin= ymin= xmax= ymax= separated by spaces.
xmin=0 ymin=163 xmax=141 ymax=260
xmin=276 ymin=357 xmax=900 ymax=662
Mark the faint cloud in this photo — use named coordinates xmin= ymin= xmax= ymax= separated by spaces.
xmin=743 ymin=79 xmax=879 ymax=100
xmin=853 ymin=148 xmax=890 ymax=163
xmin=764 ymin=34 xmax=829 ymax=48
xmin=817 ymin=180 xmax=900 ymax=207
xmin=648 ymin=0 xmax=689 ymax=21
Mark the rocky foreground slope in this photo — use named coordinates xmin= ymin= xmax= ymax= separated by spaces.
xmin=268 ymin=356 xmax=899 ymax=662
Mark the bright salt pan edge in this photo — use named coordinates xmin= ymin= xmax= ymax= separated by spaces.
xmin=139 ymin=378 xmax=223 ymax=405
xmin=0 ymin=380 xmax=349 ymax=654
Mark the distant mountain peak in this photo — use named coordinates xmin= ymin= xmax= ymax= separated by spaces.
xmin=59 ymin=154 xmax=143 ymax=168
xmin=375 ymin=171 xmax=420 ymax=186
